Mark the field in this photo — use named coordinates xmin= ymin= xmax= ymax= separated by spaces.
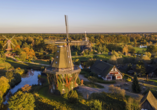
xmin=5 ymin=58 xmax=45 ymax=70
xmin=133 ymin=47 xmax=146 ymax=54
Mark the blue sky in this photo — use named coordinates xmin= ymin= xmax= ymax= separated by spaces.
xmin=0 ymin=0 xmax=157 ymax=33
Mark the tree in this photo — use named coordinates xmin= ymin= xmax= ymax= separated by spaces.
xmin=89 ymin=100 xmax=102 ymax=110
xmin=75 ymin=52 xmax=78 ymax=56
xmin=145 ymin=52 xmax=151 ymax=58
xmin=15 ymin=48 xmax=21 ymax=55
xmin=147 ymin=45 xmax=157 ymax=53
xmin=20 ymin=51 xmax=27 ymax=61
xmin=5 ymin=71 xmax=14 ymax=82
xmin=8 ymin=91 xmax=35 ymax=110
xmin=108 ymin=55 xmax=117 ymax=65
xmin=0 ymin=91 xmax=3 ymax=107
xmin=0 ymin=76 xmax=10 ymax=95
xmin=21 ymin=84 xmax=32 ymax=92
xmin=68 ymin=90 xmax=78 ymax=103
xmin=122 ymin=45 xmax=128 ymax=55
xmin=141 ymin=55 xmax=151 ymax=63
xmin=132 ymin=73 xmax=141 ymax=93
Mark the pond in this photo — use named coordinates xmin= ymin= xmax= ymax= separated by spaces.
xmin=3 ymin=70 xmax=41 ymax=104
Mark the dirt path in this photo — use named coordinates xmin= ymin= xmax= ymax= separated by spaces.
xmin=78 ymin=74 xmax=142 ymax=99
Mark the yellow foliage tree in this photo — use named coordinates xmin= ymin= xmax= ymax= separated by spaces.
xmin=142 ymin=55 xmax=151 ymax=63
xmin=122 ymin=45 xmax=128 ymax=54
xmin=0 ymin=76 xmax=10 ymax=95
xmin=145 ymin=52 xmax=151 ymax=58
xmin=108 ymin=55 xmax=117 ymax=65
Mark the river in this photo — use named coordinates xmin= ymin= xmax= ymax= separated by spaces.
xmin=3 ymin=70 xmax=41 ymax=104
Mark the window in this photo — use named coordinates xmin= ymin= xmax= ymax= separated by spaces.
xmin=56 ymin=62 xmax=57 ymax=63
xmin=56 ymin=56 xmax=58 ymax=58
xmin=57 ymin=50 xmax=59 ymax=52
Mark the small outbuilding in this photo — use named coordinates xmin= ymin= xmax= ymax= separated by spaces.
xmin=140 ymin=91 xmax=157 ymax=110
xmin=91 ymin=60 xmax=123 ymax=80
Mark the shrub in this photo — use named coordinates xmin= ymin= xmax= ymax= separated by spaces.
xmin=68 ymin=90 xmax=78 ymax=103
xmin=76 ymin=77 xmax=81 ymax=85
xmin=89 ymin=100 xmax=102 ymax=110
xmin=63 ymin=93 xmax=68 ymax=99
xmin=126 ymin=78 xmax=132 ymax=82
xmin=14 ymin=68 xmax=25 ymax=75
xmin=109 ymin=85 xmax=125 ymax=98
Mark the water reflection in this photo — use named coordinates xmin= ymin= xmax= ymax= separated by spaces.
xmin=3 ymin=70 xmax=41 ymax=104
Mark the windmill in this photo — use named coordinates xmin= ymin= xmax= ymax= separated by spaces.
xmin=2 ymin=35 xmax=15 ymax=54
xmin=44 ymin=15 xmax=89 ymax=94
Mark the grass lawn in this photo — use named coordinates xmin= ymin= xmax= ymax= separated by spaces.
xmin=133 ymin=47 xmax=146 ymax=54
xmin=6 ymin=58 xmax=45 ymax=70
xmin=142 ymin=83 xmax=157 ymax=89
xmin=33 ymin=85 xmax=88 ymax=110
xmin=33 ymin=59 xmax=49 ymax=65
xmin=84 ymin=81 xmax=104 ymax=88
xmin=149 ymin=79 xmax=157 ymax=85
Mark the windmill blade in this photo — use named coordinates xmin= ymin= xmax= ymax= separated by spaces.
xmin=2 ymin=35 xmax=9 ymax=40
xmin=10 ymin=35 xmax=15 ymax=40
xmin=65 ymin=15 xmax=69 ymax=40
xmin=3 ymin=42 xmax=8 ymax=48
xmin=10 ymin=42 xmax=15 ymax=47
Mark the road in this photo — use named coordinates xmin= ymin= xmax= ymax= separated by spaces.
xmin=78 ymin=74 xmax=142 ymax=99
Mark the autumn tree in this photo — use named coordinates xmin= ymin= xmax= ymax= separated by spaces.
xmin=8 ymin=91 xmax=35 ymax=110
xmin=21 ymin=84 xmax=32 ymax=92
xmin=141 ymin=55 xmax=151 ymax=63
xmin=145 ymin=52 xmax=151 ymax=58
xmin=0 ymin=76 xmax=10 ymax=95
xmin=122 ymin=45 xmax=128 ymax=55
xmin=23 ymin=47 xmax=35 ymax=60
xmin=108 ymin=55 xmax=117 ymax=65
xmin=0 ymin=91 xmax=3 ymax=107
xmin=5 ymin=71 xmax=14 ymax=82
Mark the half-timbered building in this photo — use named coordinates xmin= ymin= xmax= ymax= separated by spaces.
xmin=91 ymin=60 xmax=122 ymax=80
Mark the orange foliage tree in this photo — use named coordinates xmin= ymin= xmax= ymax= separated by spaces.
xmin=23 ymin=47 xmax=35 ymax=60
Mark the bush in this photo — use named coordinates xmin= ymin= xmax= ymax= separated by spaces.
xmin=63 ymin=93 xmax=68 ymax=99
xmin=89 ymin=100 xmax=102 ymax=110
xmin=68 ymin=90 xmax=78 ymax=103
xmin=109 ymin=85 xmax=125 ymax=98
xmin=126 ymin=78 xmax=132 ymax=82
xmin=76 ymin=77 xmax=81 ymax=85
xmin=14 ymin=68 xmax=25 ymax=75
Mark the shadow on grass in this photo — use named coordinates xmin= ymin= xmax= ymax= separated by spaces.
xmin=35 ymin=85 xmax=89 ymax=110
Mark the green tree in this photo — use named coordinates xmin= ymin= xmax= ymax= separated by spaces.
xmin=8 ymin=91 xmax=35 ymax=110
xmin=89 ymin=100 xmax=102 ymax=110
xmin=68 ymin=90 xmax=78 ymax=103
xmin=132 ymin=73 xmax=141 ymax=93
xmin=5 ymin=71 xmax=14 ymax=82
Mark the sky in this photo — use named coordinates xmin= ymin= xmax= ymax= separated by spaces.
xmin=0 ymin=0 xmax=157 ymax=33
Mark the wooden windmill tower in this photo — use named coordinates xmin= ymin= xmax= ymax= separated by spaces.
xmin=2 ymin=35 xmax=15 ymax=55
xmin=44 ymin=15 xmax=89 ymax=94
